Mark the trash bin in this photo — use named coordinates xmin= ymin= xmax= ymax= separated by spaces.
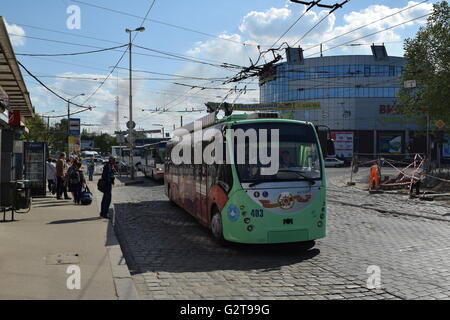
xmin=10 ymin=180 xmax=31 ymax=210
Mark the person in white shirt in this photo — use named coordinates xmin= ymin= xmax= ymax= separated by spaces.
xmin=46 ymin=158 xmax=57 ymax=194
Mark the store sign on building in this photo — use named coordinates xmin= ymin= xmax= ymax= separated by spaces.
xmin=379 ymin=105 xmax=396 ymax=114
xmin=331 ymin=132 xmax=354 ymax=158
xmin=206 ymin=101 xmax=320 ymax=112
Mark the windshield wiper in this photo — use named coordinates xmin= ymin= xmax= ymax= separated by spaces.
xmin=277 ymin=169 xmax=316 ymax=185
xmin=248 ymin=179 xmax=277 ymax=188
xmin=248 ymin=177 xmax=315 ymax=188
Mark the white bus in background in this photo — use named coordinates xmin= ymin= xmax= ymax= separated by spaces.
xmin=120 ymin=146 xmax=145 ymax=171
xmin=111 ymin=146 xmax=125 ymax=160
xmin=142 ymin=141 xmax=167 ymax=181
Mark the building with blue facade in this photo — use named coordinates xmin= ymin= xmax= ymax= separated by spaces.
xmin=259 ymin=49 xmax=426 ymax=158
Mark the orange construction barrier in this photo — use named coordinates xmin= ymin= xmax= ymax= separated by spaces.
xmin=369 ymin=164 xmax=381 ymax=190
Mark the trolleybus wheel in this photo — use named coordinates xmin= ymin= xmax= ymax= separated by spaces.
xmin=298 ymin=240 xmax=316 ymax=250
xmin=210 ymin=207 xmax=225 ymax=242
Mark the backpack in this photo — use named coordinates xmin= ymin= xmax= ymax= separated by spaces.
xmin=97 ymin=178 xmax=106 ymax=193
xmin=69 ymin=168 xmax=81 ymax=185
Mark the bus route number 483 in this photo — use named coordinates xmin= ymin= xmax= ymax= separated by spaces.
xmin=251 ymin=209 xmax=264 ymax=217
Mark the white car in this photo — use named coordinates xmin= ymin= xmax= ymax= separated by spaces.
xmin=324 ymin=157 xmax=345 ymax=167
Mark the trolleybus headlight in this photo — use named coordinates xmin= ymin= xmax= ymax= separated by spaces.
xmin=247 ymin=225 xmax=254 ymax=232
xmin=320 ymin=214 xmax=324 ymax=219
xmin=244 ymin=218 xmax=250 ymax=224
xmin=262 ymin=191 xmax=268 ymax=198
xmin=254 ymin=191 xmax=260 ymax=198
xmin=317 ymin=221 xmax=323 ymax=227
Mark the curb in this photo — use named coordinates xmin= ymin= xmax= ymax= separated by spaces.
xmin=106 ymin=213 xmax=140 ymax=300
xmin=91 ymin=182 xmax=140 ymax=300
xmin=124 ymin=180 xmax=145 ymax=186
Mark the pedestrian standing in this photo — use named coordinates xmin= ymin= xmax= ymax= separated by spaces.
xmin=56 ymin=153 xmax=71 ymax=200
xmin=46 ymin=158 xmax=56 ymax=194
xmin=72 ymin=162 xmax=86 ymax=204
xmin=100 ymin=156 xmax=116 ymax=218
xmin=87 ymin=156 xmax=95 ymax=181
xmin=67 ymin=158 xmax=79 ymax=201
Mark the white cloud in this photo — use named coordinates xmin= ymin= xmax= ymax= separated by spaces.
xmin=238 ymin=1 xmax=432 ymax=55
xmin=239 ymin=6 xmax=335 ymax=47
xmin=4 ymin=19 xmax=26 ymax=47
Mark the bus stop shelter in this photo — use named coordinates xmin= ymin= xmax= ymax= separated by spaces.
xmin=0 ymin=16 xmax=35 ymax=211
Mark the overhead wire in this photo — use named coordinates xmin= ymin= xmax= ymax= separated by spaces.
xmin=17 ymin=60 xmax=94 ymax=113
xmin=302 ymin=0 xmax=430 ymax=53
xmin=77 ymin=0 xmax=158 ymax=110
xmin=305 ymin=12 xmax=432 ymax=57
xmin=15 ymin=44 xmax=128 ymax=57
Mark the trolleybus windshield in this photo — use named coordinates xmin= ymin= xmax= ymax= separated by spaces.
xmin=233 ymin=122 xmax=322 ymax=184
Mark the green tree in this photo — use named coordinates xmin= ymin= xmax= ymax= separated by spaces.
xmin=23 ymin=114 xmax=51 ymax=144
xmin=92 ymin=133 xmax=117 ymax=154
xmin=50 ymin=119 xmax=69 ymax=153
xmin=397 ymin=1 xmax=450 ymax=122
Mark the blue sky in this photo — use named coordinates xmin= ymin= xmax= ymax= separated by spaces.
xmin=1 ymin=0 xmax=436 ymax=133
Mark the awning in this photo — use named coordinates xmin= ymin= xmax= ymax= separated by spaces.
xmin=0 ymin=16 xmax=34 ymax=118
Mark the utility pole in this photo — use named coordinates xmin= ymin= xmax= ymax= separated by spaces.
xmin=125 ymin=26 xmax=145 ymax=179
xmin=115 ymin=96 xmax=119 ymax=132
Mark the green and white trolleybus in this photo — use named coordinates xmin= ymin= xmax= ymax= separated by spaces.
xmin=165 ymin=112 xmax=330 ymax=244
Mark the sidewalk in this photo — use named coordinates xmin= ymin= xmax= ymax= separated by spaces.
xmin=0 ymin=182 xmax=121 ymax=299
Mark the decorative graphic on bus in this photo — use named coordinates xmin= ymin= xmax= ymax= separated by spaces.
xmin=227 ymin=204 xmax=240 ymax=222
xmin=259 ymin=193 xmax=312 ymax=209
xmin=278 ymin=192 xmax=294 ymax=210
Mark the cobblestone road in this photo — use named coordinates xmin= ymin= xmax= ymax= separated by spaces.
xmin=111 ymin=169 xmax=450 ymax=300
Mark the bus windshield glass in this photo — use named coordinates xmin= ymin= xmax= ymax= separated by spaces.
xmin=232 ymin=122 xmax=322 ymax=183
xmin=155 ymin=147 xmax=166 ymax=162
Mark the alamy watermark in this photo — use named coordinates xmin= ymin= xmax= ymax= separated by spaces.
xmin=66 ymin=5 xmax=81 ymax=30
xmin=66 ymin=265 xmax=81 ymax=290
xmin=171 ymin=121 xmax=280 ymax=175
xmin=366 ymin=265 xmax=382 ymax=289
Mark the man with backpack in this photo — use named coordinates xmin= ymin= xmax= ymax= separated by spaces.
xmin=70 ymin=162 xmax=86 ymax=204
xmin=67 ymin=158 xmax=81 ymax=202
xmin=100 ymin=156 xmax=116 ymax=218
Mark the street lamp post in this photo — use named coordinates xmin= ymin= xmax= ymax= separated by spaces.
xmin=67 ymin=93 xmax=85 ymax=154
xmin=125 ymin=26 xmax=145 ymax=179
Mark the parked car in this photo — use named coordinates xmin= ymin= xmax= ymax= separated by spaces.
xmin=324 ymin=157 xmax=345 ymax=167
